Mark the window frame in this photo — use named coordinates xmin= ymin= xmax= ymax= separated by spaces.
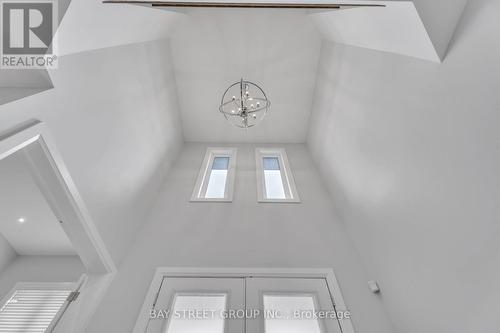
xmin=255 ymin=148 xmax=300 ymax=203
xmin=191 ymin=147 xmax=237 ymax=202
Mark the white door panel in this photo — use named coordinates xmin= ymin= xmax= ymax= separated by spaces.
xmin=146 ymin=277 xmax=245 ymax=333
xmin=245 ymin=278 xmax=342 ymax=333
xmin=143 ymin=276 xmax=342 ymax=333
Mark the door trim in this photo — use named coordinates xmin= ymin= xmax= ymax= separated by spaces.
xmin=0 ymin=121 xmax=117 ymax=332
xmin=134 ymin=267 xmax=355 ymax=333
xmin=0 ymin=120 xmax=115 ymax=274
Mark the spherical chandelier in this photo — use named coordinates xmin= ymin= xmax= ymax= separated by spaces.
xmin=219 ymin=78 xmax=270 ymax=128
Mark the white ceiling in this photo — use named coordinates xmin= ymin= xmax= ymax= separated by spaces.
xmin=310 ymin=0 xmax=467 ymax=62
xmin=2 ymin=0 xmax=466 ymax=139
xmin=310 ymin=1 xmax=440 ymax=62
xmin=410 ymin=0 xmax=468 ymax=60
xmin=55 ymin=0 xmax=184 ymax=56
xmin=170 ymin=9 xmax=322 ymax=143
xmin=0 ymin=151 xmax=76 ymax=255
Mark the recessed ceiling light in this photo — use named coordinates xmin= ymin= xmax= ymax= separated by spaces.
xmin=17 ymin=217 xmax=26 ymax=223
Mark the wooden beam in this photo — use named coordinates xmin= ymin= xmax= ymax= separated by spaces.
xmin=102 ymin=1 xmax=386 ymax=9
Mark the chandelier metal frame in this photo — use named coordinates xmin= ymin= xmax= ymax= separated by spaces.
xmin=219 ymin=78 xmax=271 ymax=128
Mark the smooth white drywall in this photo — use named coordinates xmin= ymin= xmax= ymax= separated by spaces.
xmin=55 ymin=0 xmax=184 ymax=56
xmin=308 ymin=0 xmax=500 ymax=332
xmin=310 ymin=1 xmax=440 ymax=62
xmin=411 ymin=0 xmax=468 ymax=60
xmin=85 ymin=143 xmax=396 ymax=333
xmin=310 ymin=0 xmax=468 ymax=62
xmin=0 ymin=255 xmax=85 ymax=300
xmin=0 ymin=234 xmax=16 ymax=275
xmin=0 ymin=39 xmax=183 ymax=265
xmin=171 ymin=9 xmax=321 ymax=143
xmin=0 ymin=70 xmax=53 ymax=105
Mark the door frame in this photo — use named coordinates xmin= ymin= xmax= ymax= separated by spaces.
xmin=0 ymin=120 xmax=115 ymax=274
xmin=134 ymin=267 xmax=355 ymax=333
xmin=0 ymin=120 xmax=117 ymax=332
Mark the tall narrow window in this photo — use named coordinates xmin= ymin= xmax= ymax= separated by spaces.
xmin=206 ymin=157 xmax=230 ymax=198
xmin=191 ymin=148 xmax=237 ymax=202
xmin=263 ymin=157 xmax=286 ymax=199
xmin=256 ymin=148 xmax=300 ymax=202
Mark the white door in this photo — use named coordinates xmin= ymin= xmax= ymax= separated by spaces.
xmin=246 ymin=278 xmax=343 ymax=333
xmin=146 ymin=277 xmax=245 ymax=333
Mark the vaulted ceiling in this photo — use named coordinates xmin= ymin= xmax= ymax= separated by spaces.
xmin=2 ymin=1 xmax=496 ymax=333
xmin=1 ymin=0 xmax=467 ymax=143
xmin=170 ymin=9 xmax=321 ymax=142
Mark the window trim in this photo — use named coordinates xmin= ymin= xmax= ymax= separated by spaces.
xmin=191 ymin=147 xmax=237 ymax=202
xmin=255 ymin=148 xmax=300 ymax=203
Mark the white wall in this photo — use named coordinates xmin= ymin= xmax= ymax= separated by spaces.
xmin=0 ymin=234 xmax=16 ymax=275
xmin=308 ymin=1 xmax=500 ymax=332
xmin=0 ymin=255 xmax=85 ymax=300
xmin=85 ymin=143 xmax=396 ymax=333
xmin=0 ymin=39 xmax=183 ymax=265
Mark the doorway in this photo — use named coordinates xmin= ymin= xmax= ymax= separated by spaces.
xmin=0 ymin=121 xmax=116 ymax=332
xmin=136 ymin=268 xmax=354 ymax=333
